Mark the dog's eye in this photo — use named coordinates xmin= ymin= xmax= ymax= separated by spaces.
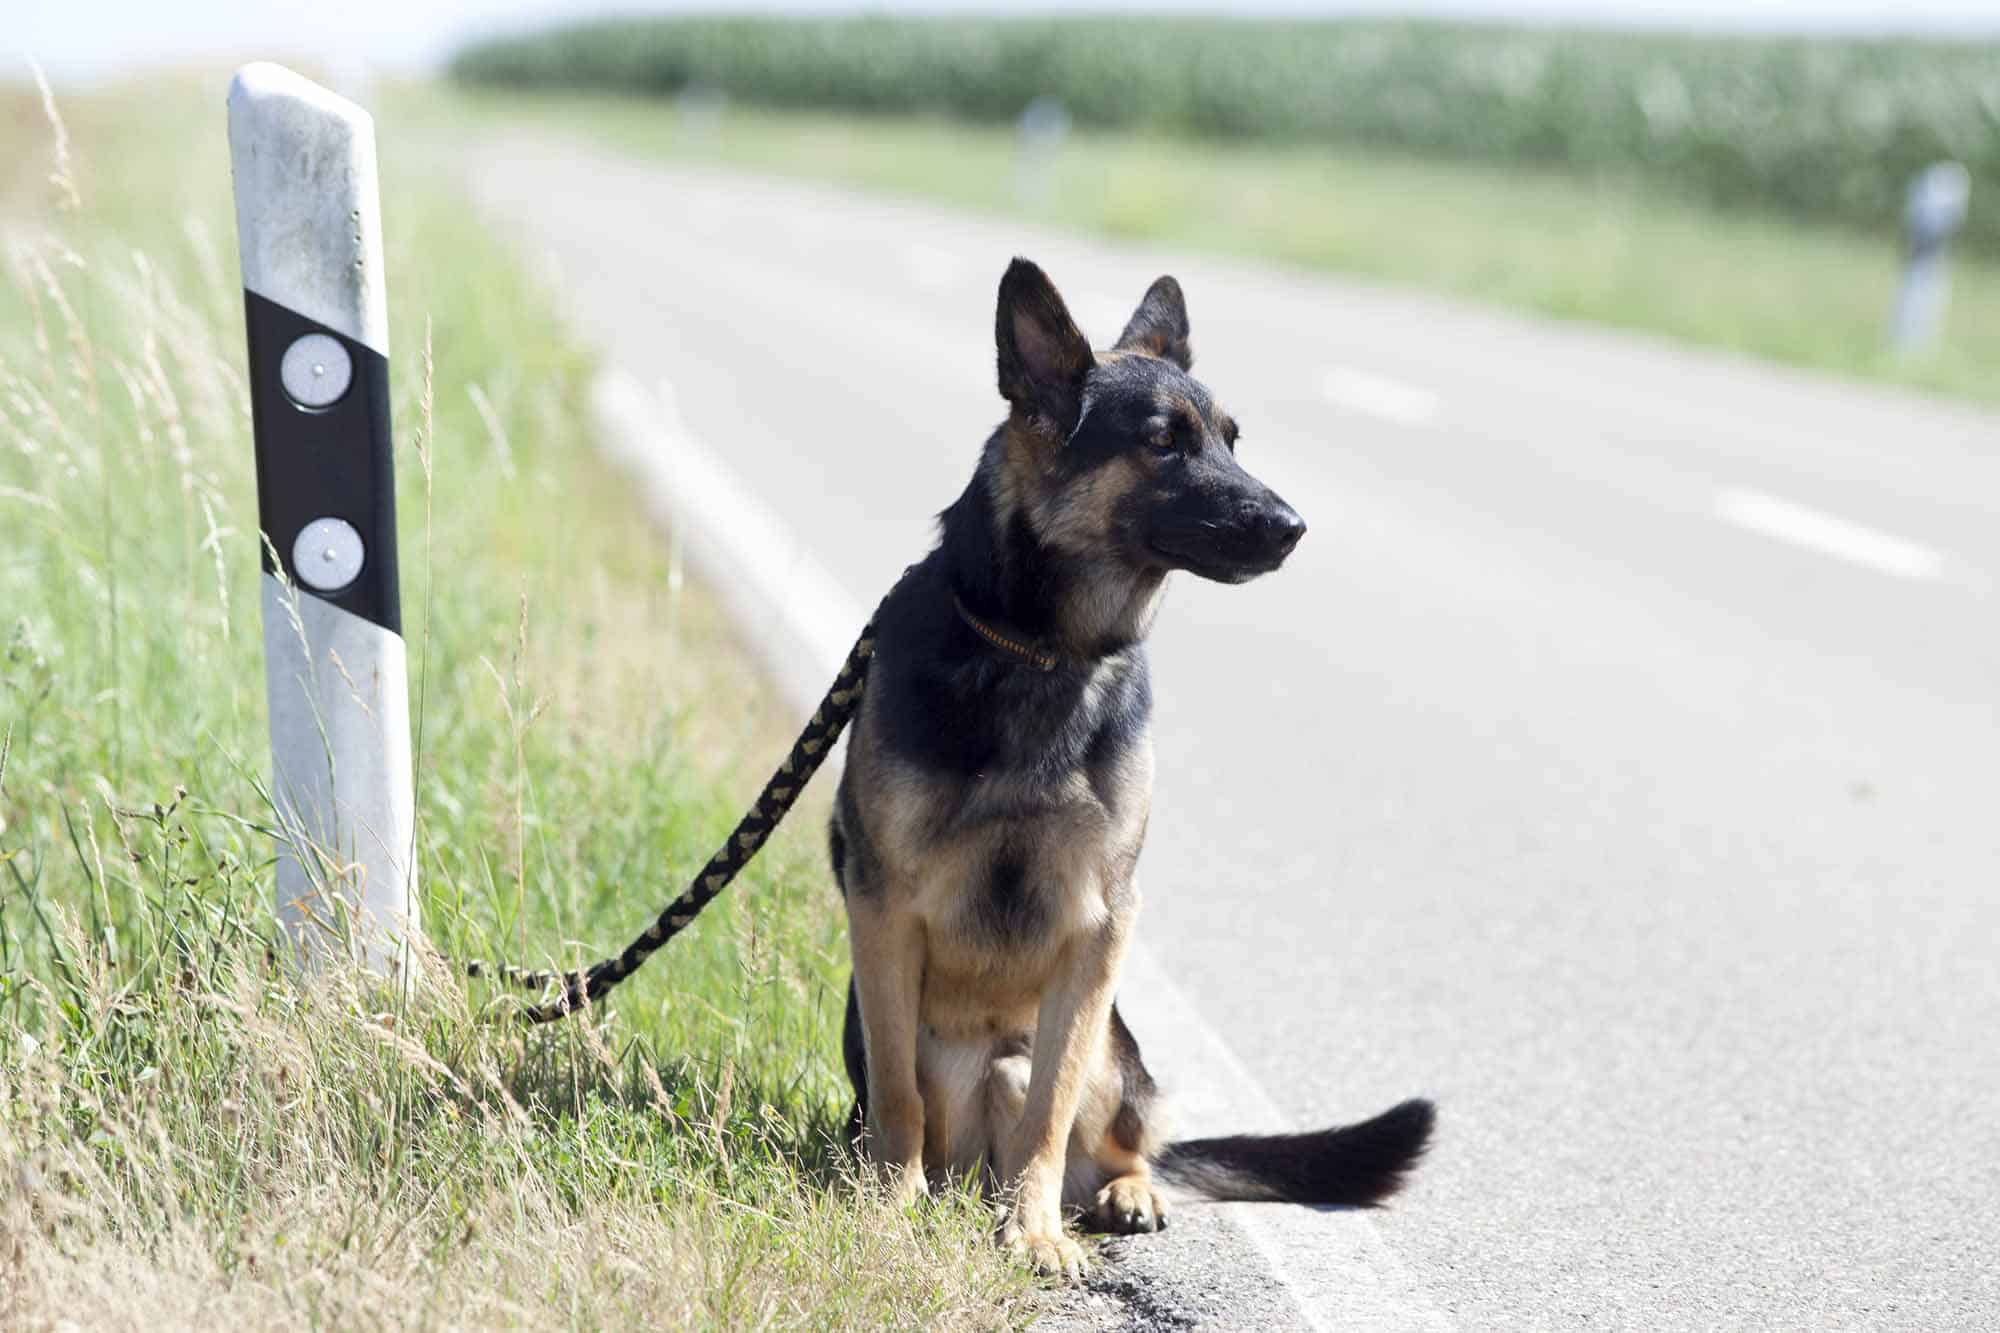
xmin=1222 ymin=420 xmax=1240 ymax=451
xmin=1146 ymin=426 xmax=1175 ymax=453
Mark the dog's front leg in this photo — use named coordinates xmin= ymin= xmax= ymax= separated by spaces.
xmin=999 ymin=914 xmax=1131 ymax=1278
xmin=847 ymin=896 xmax=929 ymax=1205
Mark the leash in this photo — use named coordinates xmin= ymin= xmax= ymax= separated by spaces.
xmin=467 ymin=620 xmax=877 ymax=1023
xmin=466 ymin=573 xmax=1057 ymax=1024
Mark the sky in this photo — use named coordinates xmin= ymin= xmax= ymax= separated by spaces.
xmin=18 ymin=0 xmax=2000 ymax=83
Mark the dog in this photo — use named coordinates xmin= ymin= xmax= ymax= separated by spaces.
xmin=827 ymin=258 xmax=1433 ymax=1277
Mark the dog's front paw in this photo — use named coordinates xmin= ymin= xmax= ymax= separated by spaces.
xmin=885 ymin=1160 xmax=929 ymax=1208
xmin=1088 ymin=1174 xmax=1169 ymax=1235
xmin=1002 ymin=1219 xmax=1089 ymax=1281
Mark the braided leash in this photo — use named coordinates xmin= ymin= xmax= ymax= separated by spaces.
xmin=467 ymin=621 xmax=876 ymax=1024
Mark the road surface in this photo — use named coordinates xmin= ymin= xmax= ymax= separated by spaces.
xmin=467 ymin=135 xmax=2000 ymax=1328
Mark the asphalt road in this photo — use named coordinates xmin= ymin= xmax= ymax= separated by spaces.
xmin=468 ymin=136 xmax=2000 ymax=1328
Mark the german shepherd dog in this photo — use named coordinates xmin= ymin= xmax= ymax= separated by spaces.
xmin=829 ymin=259 xmax=1434 ymax=1277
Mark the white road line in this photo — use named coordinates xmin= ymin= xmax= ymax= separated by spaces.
xmin=591 ymin=371 xmax=862 ymax=714
xmin=1321 ymin=366 xmax=1441 ymax=428
xmin=1120 ymin=942 xmax=1452 ymax=1332
xmin=1713 ymin=488 xmax=1945 ymax=581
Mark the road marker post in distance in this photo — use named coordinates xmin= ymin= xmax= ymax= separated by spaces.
xmin=1015 ymin=95 xmax=1071 ymax=208
xmin=228 ymin=63 xmax=416 ymax=975
xmin=1891 ymin=161 xmax=1970 ymax=355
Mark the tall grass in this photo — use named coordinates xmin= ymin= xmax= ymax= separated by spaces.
xmin=0 ymin=76 xmax=1028 ymax=1329
xmin=453 ymin=16 xmax=2000 ymax=254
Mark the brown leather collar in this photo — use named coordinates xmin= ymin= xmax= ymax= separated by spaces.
xmin=952 ymin=593 xmax=1060 ymax=672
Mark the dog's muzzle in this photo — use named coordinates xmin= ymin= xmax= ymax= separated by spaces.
xmin=1150 ymin=495 xmax=1307 ymax=583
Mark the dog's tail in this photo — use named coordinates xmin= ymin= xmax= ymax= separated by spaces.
xmin=1154 ymin=1098 xmax=1435 ymax=1207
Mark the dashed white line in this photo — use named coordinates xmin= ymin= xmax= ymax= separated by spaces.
xmin=1713 ymin=489 xmax=1945 ymax=581
xmin=1321 ymin=367 xmax=1441 ymax=427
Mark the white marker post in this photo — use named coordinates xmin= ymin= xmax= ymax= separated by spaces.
xmin=1891 ymin=161 xmax=1971 ymax=355
xmin=228 ymin=63 xmax=416 ymax=975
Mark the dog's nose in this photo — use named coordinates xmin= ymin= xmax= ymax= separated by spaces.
xmin=1263 ymin=502 xmax=1307 ymax=558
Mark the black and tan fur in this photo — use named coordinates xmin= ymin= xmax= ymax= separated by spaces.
xmin=829 ymin=260 xmax=1433 ymax=1277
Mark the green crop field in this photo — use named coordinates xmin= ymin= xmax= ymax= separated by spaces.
xmin=453 ymin=16 xmax=2000 ymax=255
xmin=0 ymin=77 xmax=1029 ymax=1329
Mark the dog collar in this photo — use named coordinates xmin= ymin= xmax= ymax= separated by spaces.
xmin=952 ymin=593 xmax=1060 ymax=672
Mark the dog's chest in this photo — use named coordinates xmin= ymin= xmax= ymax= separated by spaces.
xmin=907 ymin=762 xmax=1148 ymax=1028
xmin=897 ymin=698 xmax=1152 ymax=966
xmin=850 ymin=643 xmax=1156 ymax=1017
xmin=947 ymin=770 xmax=1128 ymax=936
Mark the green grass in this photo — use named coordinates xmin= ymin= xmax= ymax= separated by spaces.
xmin=0 ymin=76 xmax=1030 ymax=1329
xmin=431 ymin=86 xmax=2000 ymax=408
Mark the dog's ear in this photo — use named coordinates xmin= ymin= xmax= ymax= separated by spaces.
xmin=996 ymin=258 xmax=1094 ymax=438
xmin=1114 ymin=275 xmax=1193 ymax=371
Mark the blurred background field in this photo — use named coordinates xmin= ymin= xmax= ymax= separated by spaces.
xmin=454 ymin=16 xmax=2000 ymax=255
xmin=444 ymin=15 xmax=2000 ymax=403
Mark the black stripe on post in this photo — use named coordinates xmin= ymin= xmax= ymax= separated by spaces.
xmin=243 ymin=289 xmax=401 ymax=634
